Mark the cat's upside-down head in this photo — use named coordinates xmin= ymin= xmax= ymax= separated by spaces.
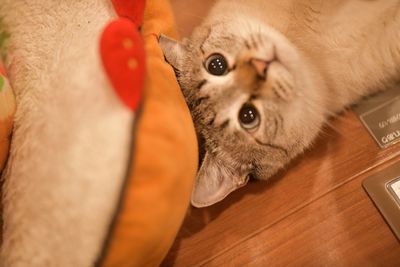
xmin=160 ymin=16 xmax=327 ymax=207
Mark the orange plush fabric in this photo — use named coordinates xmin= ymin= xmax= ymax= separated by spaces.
xmin=0 ymin=63 xmax=15 ymax=173
xmin=99 ymin=1 xmax=198 ymax=266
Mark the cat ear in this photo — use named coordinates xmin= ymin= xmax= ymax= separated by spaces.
xmin=191 ymin=152 xmax=250 ymax=208
xmin=159 ymin=34 xmax=184 ymax=70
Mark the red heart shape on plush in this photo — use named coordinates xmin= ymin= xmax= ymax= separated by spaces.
xmin=112 ymin=0 xmax=146 ymax=26
xmin=100 ymin=18 xmax=145 ymax=111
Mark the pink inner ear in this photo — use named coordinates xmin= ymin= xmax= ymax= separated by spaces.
xmin=191 ymin=154 xmax=250 ymax=208
xmin=100 ymin=19 xmax=146 ymax=112
xmin=191 ymin=173 xmax=249 ymax=208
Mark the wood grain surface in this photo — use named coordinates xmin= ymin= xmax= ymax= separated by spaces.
xmin=165 ymin=1 xmax=400 ymax=266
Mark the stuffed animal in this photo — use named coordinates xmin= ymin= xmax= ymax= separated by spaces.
xmin=0 ymin=1 xmax=197 ymax=266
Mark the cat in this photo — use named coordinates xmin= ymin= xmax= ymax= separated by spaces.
xmin=160 ymin=0 xmax=400 ymax=207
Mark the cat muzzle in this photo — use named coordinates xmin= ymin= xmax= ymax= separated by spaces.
xmin=250 ymin=58 xmax=269 ymax=80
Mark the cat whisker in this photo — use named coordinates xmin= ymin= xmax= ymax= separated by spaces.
xmin=297 ymin=94 xmax=337 ymax=118
xmin=322 ymin=120 xmax=345 ymax=136
xmin=319 ymin=119 xmax=365 ymax=150
xmin=300 ymin=98 xmax=365 ymax=146
xmin=302 ymin=96 xmax=358 ymax=124
xmin=254 ymin=138 xmax=289 ymax=157
xmin=322 ymin=112 xmax=360 ymax=135
xmin=299 ymin=91 xmax=354 ymax=120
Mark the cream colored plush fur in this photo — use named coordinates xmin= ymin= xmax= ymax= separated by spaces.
xmin=0 ymin=1 xmax=134 ymax=266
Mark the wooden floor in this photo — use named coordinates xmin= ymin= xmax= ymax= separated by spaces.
xmin=164 ymin=1 xmax=400 ymax=266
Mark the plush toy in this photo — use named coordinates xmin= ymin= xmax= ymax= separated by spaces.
xmin=0 ymin=1 xmax=197 ymax=267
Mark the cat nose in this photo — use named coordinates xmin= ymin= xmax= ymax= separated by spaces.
xmin=250 ymin=58 xmax=269 ymax=80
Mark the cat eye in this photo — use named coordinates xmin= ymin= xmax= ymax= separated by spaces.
xmin=238 ymin=103 xmax=260 ymax=130
xmin=205 ymin=54 xmax=228 ymax=76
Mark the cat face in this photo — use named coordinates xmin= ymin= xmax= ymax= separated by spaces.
xmin=160 ymin=18 xmax=326 ymax=207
